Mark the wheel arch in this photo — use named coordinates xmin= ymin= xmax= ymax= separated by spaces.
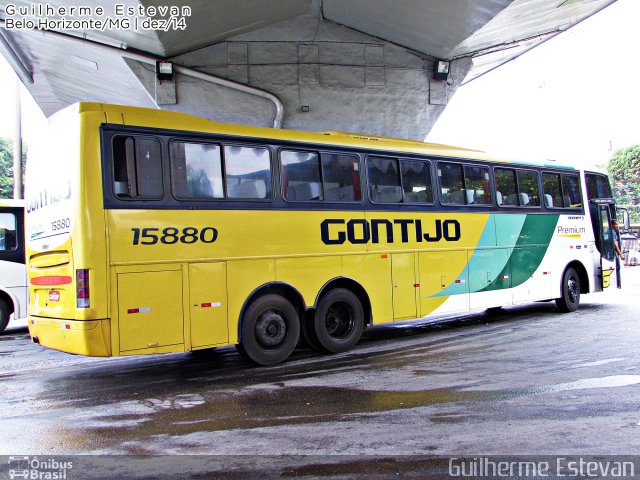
xmin=237 ymin=282 xmax=306 ymax=342
xmin=315 ymin=277 xmax=372 ymax=326
xmin=564 ymin=260 xmax=590 ymax=294
xmin=0 ymin=289 xmax=15 ymax=314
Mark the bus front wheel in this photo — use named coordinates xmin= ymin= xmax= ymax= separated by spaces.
xmin=313 ymin=288 xmax=364 ymax=353
xmin=239 ymin=294 xmax=300 ymax=365
xmin=0 ymin=299 xmax=10 ymax=334
xmin=556 ymin=267 xmax=580 ymax=313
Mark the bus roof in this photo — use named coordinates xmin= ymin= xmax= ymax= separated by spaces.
xmin=75 ymin=102 xmax=575 ymax=169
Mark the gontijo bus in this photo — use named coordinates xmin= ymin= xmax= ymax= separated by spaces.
xmin=0 ymin=199 xmax=27 ymax=333
xmin=26 ymin=103 xmax=620 ymax=365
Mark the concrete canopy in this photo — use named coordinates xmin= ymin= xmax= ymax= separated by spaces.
xmin=0 ymin=0 xmax=616 ymax=139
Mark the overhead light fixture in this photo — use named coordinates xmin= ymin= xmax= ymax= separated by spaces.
xmin=156 ymin=60 xmax=174 ymax=81
xmin=433 ymin=59 xmax=450 ymax=81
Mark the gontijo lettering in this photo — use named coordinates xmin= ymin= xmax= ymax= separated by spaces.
xmin=321 ymin=218 xmax=461 ymax=245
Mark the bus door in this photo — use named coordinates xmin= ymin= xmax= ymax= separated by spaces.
xmin=591 ymin=200 xmax=617 ymax=290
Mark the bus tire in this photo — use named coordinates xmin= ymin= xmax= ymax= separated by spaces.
xmin=0 ymin=299 xmax=10 ymax=334
xmin=556 ymin=266 xmax=580 ymax=313
xmin=314 ymin=288 xmax=364 ymax=353
xmin=239 ymin=294 xmax=300 ymax=365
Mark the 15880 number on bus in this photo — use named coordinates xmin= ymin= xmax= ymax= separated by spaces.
xmin=131 ymin=227 xmax=218 ymax=245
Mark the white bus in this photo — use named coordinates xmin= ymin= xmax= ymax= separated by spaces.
xmin=0 ymin=199 xmax=27 ymax=333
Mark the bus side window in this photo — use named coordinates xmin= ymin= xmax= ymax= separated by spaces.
xmin=438 ymin=162 xmax=465 ymax=205
xmin=517 ymin=170 xmax=540 ymax=207
xmin=464 ymin=165 xmax=490 ymax=205
xmin=367 ymin=157 xmax=402 ymax=203
xmin=401 ymin=160 xmax=433 ymax=203
xmin=495 ymin=168 xmax=518 ymax=206
xmin=542 ymin=172 xmax=562 ymax=208
xmin=322 ymin=152 xmax=361 ymax=202
xmin=113 ymin=136 xmax=163 ymax=199
xmin=224 ymin=145 xmax=272 ymax=199
xmin=171 ymin=142 xmax=223 ymax=199
xmin=561 ymin=174 xmax=582 ymax=208
xmin=281 ymin=150 xmax=323 ymax=201
xmin=0 ymin=213 xmax=17 ymax=251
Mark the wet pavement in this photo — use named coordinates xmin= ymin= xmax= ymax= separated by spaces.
xmin=1 ymin=268 xmax=639 ymax=475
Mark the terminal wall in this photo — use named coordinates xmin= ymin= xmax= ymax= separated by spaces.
xmin=130 ymin=12 xmax=471 ymax=140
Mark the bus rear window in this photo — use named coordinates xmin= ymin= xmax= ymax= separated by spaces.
xmin=113 ymin=136 xmax=163 ymax=199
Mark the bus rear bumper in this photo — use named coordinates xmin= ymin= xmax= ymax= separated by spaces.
xmin=28 ymin=317 xmax=112 ymax=357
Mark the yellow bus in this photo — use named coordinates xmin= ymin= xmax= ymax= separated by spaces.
xmin=26 ymin=103 xmax=620 ymax=365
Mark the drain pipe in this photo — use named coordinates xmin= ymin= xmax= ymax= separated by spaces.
xmin=0 ymin=21 xmax=284 ymax=128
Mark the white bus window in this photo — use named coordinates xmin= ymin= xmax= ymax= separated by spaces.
xmin=171 ymin=142 xmax=223 ymax=199
xmin=368 ymin=157 xmax=402 ymax=203
xmin=0 ymin=213 xmax=17 ymax=251
xmin=322 ymin=153 xmax=361 ymax=202
xmin=281 ymin=150 xmax=323 ymax=201
xmin=401 ymin=160 xmax=433 ymax=203
xmin=113 ymin=136 xmax=163 ymax=198
xmin=224 ymin=145 xmax=272 ymax=199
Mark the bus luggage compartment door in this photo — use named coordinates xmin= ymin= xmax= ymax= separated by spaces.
xmin=391 ymin=253 xmax=417 ymax=320
xmin=189 ymin=262 xmax=228 ymax=348
xmin=117 ymin=269 xmax=184 ymax=352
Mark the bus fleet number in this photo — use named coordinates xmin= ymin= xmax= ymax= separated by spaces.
xmin=131 ymin=227 xmax=218 ymax=245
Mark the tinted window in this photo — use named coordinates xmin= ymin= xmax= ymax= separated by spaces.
xmin=517 ymin=170 xmax=540 ymax=207
xmin=323 ymin=153 xmax=361 ymax=202
xmin=281 ymin=150 xmax=323 ymax=201
xmin=464 ymin=165 xmax=491 ymax=205
xmin=585 ymin=173 xmax=612 ymax=200
xmin=562 ymin=174 xmax=582 ymax=208
xmin=171 ymin=142 xmax=223 ymax=199
xmin=368 ymin=157 xmax=402 ymax=203
xmin=495 ymin=168 xmax=518 ymax=206
xmin=401 ymin=160 xmax=433 ymax=203
xmin=542 ymin=172 xmax=562 ymax=208
xmin=439 ymin=163 xmax=465 ymax=205
xmin=224 ymin=145 xmax=272 ymax=199
xmin=0 ymin=213 xmax=17 ymax=251
xmin=113 ymin=136 xmax=163 ymax=198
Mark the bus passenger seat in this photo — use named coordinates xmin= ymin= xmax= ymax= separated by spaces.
xmin=519 ymin=192 xmax=530 ymax=205
xmin=289 ymin=182 xmax=322 ymax=201
xmin=465 ymin=189 xmax=475 ymax=204
xmin=496 ymin=191 xmax=503 ymax=205
xmin=227 ymin=181 xmax=264 ymax=199
xmin=326 ymin=186 xmax=355 ymax=201
xmin=544 ymin=194 xmax=553 ymax=207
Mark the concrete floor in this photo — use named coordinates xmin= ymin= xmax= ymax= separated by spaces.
xmin=1 ymin=267 xmax=639 ymax=478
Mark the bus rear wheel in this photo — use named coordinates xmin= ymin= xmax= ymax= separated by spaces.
xmin=239 ymin=294 xmax=300 ymax=365
xmin=556 ymin=266 xmax=580 ymax=313
xmin=313 ymin=288 xmax=364 ymax=353
xmin=0 ymin=299 xmax=10 ymax=334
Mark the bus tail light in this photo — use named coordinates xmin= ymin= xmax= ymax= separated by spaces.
xmin=76 ymin=269 xmax=90 ymax=308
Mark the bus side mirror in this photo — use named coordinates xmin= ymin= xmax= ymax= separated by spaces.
xmin=620 ymin=208 xmax=631 ymax=232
